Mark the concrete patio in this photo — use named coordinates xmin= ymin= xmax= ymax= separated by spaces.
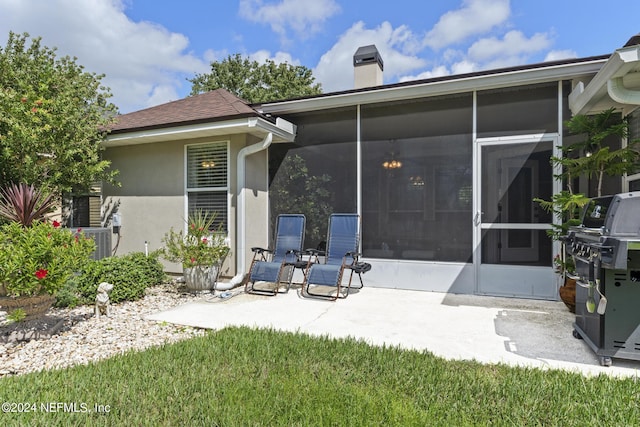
xmin=147 ymin=286 xmax=640 ymax=378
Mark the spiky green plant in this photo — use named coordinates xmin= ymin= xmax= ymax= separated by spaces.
xmin=0 ymin=182 xmax=55 ymax=227
xmin=162 ymin=210 xmax=230 ymax=268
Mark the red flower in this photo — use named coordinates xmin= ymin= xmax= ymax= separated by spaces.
xmin=52 ymin=220 xmax=61 ymax=228
xmin=190 ymin=257 xmax=196 ymax=264
xmin=201 ymin=237 xmax=208 ymax=244
xmin=77 ymin=228 xmax=82 ymax=233
xmin=35 ymin=269 xmax=48 ymax=280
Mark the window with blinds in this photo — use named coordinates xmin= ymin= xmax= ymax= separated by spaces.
xmin=186 ymin=142 xmax=228 ymax=232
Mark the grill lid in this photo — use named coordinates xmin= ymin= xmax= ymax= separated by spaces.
xmin=577 ymin=192 xmax=640 ymax=237
xmin=568 ymin=192 xmax=640 ymax=271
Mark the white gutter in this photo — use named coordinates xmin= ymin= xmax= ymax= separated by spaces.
xmin=215 ymin=131 xmax=273 ymax=290
xmin=104 ymin=116 xmax=295 ymax=147
xmin=569 ymin=46 xmax=640 ymax=115
xmin=213 ymin=117 xmax=295 ymax=290
xmin=607 ymin=76 xmax=640 ymax=105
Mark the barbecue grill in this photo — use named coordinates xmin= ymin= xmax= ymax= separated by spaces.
xmin=565 ymin=192 xmax=640 ymax=366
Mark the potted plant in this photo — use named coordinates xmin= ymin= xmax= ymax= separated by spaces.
xmin=535 ymin=191 xmax=587 ymax=313
xmin=162 ymin=210 xmax=230 ymax=292
xmin=0 ymin=183 xmax=96 ymax=320
xmin=536 ymin=108 xmax=640 ymax=311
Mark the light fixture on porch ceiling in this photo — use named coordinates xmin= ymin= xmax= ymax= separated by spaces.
xmin=409 ymin=175 xmax=425 ymax=187
xmin=382 ymin=152 xmax=402 ymax=169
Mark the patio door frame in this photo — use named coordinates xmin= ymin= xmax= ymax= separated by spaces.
xmin=472 ymin=133 xmax=562 ymax=299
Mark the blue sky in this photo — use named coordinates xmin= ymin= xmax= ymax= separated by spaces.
xmin=1 ymin=0 xmax=639 ymax=113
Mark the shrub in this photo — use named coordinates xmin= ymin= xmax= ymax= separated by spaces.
xmin=54 ymin=277 xmax=81 ymax=308
xmin=0 ymin=221 xmax=95 ymax=297
xmin=55 ymin=250 xmax=167 ymax=307
xmin=162 ymin=210 xmax=229 ymax=268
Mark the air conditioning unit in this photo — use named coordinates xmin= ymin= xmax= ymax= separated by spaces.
xmin=81 ymin=228 xmax=112 ymax=260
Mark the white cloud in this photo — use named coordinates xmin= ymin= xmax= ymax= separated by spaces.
xmin=239 ymin=0 xmax=340 ymax=44
xmin=445 ymin=30 xmax=555 ymax=72
xmin=0 ymin=0 xmax=209 ymax=113
xmin=468 ymin=30 xmax=552 ymax=62
xmin=397 ymin=60 xmax=478 ymax=84
xmin=399 ymin=65 xmax=450 ymax=83
xmin=451 ymin=60 xmax=477 ymax=75
xmin=249 ymin=49 xmax=300 ymax=65
xmin=424 ymin=0 xmax=511 ymax=50
xmin=544 ymin=49 xmax=577 ymax=62
xmin=314 ymin=21 xmax=426 ymax=92
xmin=203 ymin=49 xmax=230 ymax=63
xmin=313 ymin=13 xmax=553 ymax=92
xmin=145 ymin=84 xmax=180 ymax=109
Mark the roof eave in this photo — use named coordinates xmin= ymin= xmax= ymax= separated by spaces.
xmin=569 ymin=46 xmax=640 ymax=116
xmin=257 ymin=57 xmax=607 ymax=115
xmin=107 ymin=112 xmax=258 ymax=135
xmin=103 ymin=116 xmax=296 ymax=148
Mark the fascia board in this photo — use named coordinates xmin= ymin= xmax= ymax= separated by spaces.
xmin=569 ymin=47 xmax=640 ymax=115
xmin=259 ymin=60 xmax=605 ymax=115
xmin=247 ymin=117 xmax=296 ymax=142
xmin=103 ymin=117 xmax=295 ymax=147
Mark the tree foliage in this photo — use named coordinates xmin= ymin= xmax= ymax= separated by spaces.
xmin=536 ymin=108 xmax=639 ymax=246
xmin=189 ymin=54 xmax=322 ymax=103
xmin=555 ymin=108 xmax=640 ymax=197
xmin=269 ymin=154 xmax=333 ymax=246
xmin=0 ymin=32 xmax=118 ymax=195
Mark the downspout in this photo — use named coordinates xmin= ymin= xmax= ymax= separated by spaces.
xmin=607 ymin=77 xmax=640 ymax=105
xmin=215 ymin=132 xmax=273 ymax=290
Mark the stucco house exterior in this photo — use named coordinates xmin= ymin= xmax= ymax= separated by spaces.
xmin=103 ymin=35 xmax=640 ymax=300
xmin=104 ymin=89 xmax=296 ymax=280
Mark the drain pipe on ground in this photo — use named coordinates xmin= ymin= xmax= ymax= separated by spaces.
xmin=215 ymin=132 xmax=273 ymax=291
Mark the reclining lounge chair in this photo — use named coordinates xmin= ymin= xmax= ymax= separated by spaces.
xmin=303 ymin=213 xmax=363 ymax=300
xmin=245 ymin=214 xmax=305 ymax=296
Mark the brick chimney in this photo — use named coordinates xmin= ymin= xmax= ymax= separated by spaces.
xmin=353 ymin=45 xmax=384 ymax=89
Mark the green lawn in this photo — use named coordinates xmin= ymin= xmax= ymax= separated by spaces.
xmin=1 ymin=327 xmax=638 ymax=426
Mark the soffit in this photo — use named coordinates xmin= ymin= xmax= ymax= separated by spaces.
xmin=569 ymin=46 xmax=640 ymax=116
xmin=103 ymin=117 xmax=295 ymax=147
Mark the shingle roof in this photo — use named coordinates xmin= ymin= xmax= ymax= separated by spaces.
xmin=109 ymin=88 xmax=259 ymax=134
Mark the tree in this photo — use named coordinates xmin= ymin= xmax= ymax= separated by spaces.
xmin=538 ymin=108 xmax=640 ymax=230
xmin=559 ymin=108 xmax=640 ymax=197
xmin=189 ymin=54 xmax=322 ymax=103
xmin=535 ymin=108 xmax=640 ymax=272
xmin=0 ymin=32 xmax=118 ymax=195
xmin=269 ymin=154 xmax=333 ymax=247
